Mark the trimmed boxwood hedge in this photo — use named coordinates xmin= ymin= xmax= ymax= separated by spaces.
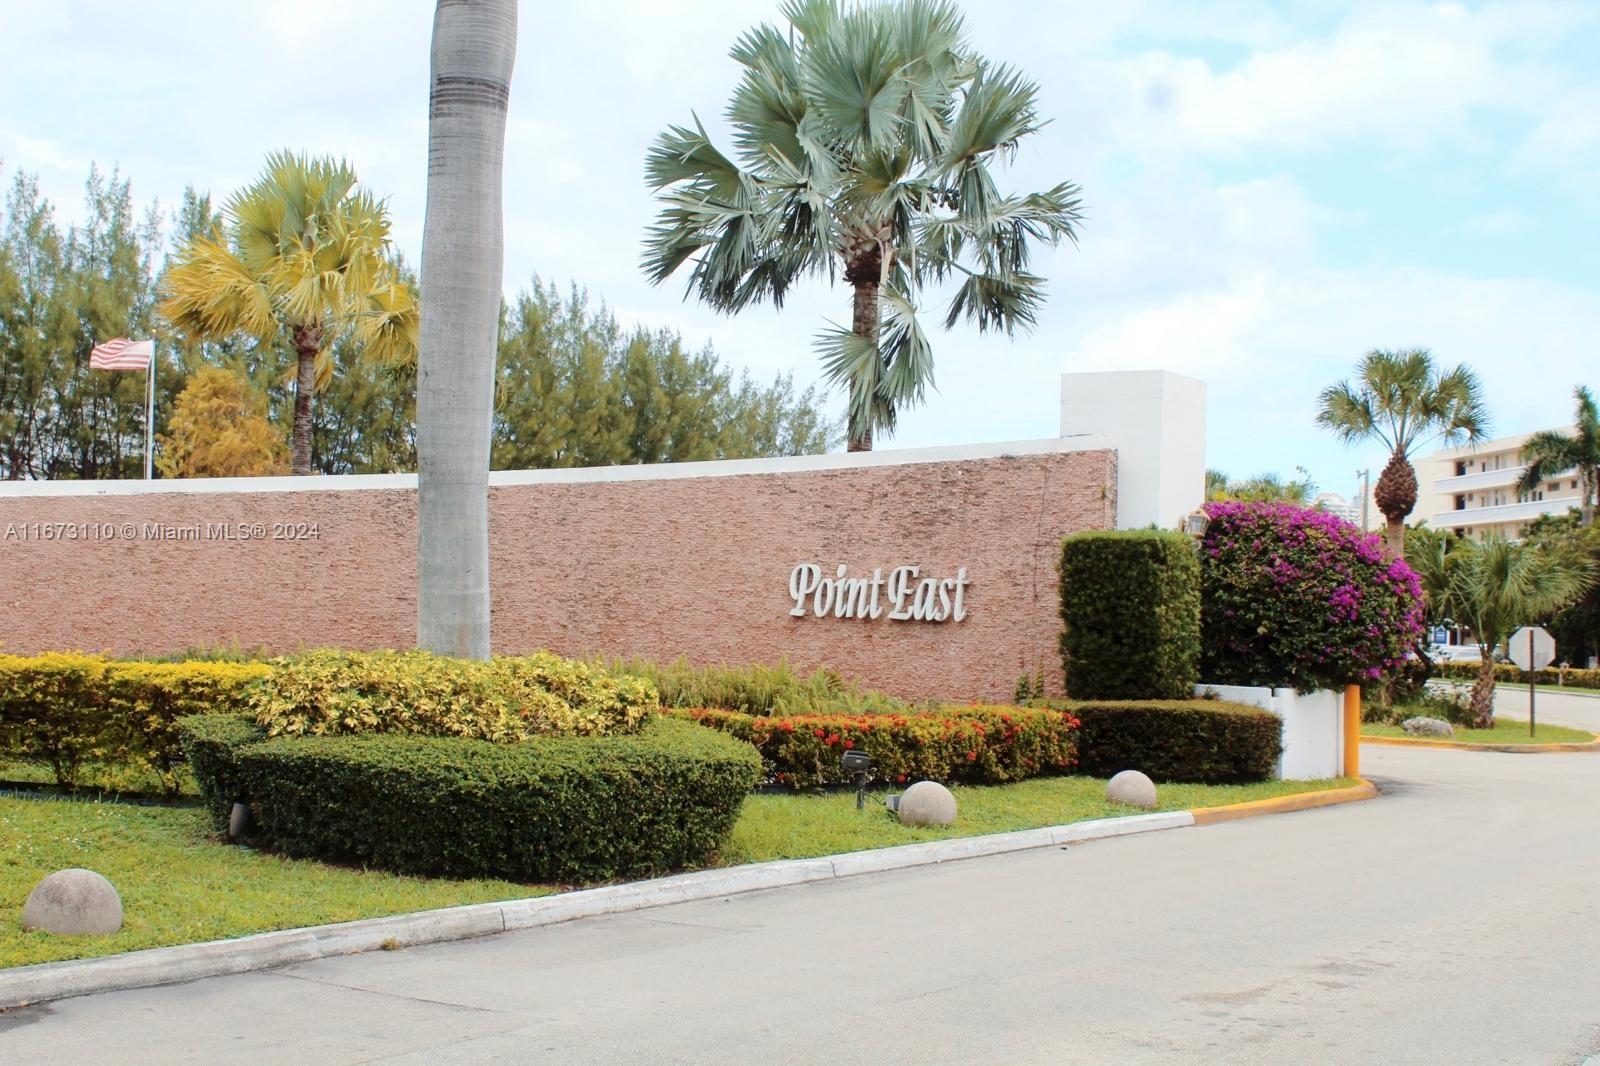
xmin=1059 ymin=531 xmax=1201 ymax=700
xmin=177 ymin=714 xmax=760 ymax=882
xmin=1043 ymin=699 xmax=1282 ymax=783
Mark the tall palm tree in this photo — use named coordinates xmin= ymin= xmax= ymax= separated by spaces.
xmin=1518 ymin=385 xmax=1599 ymax=526
xmin=161 ymin=152 xmax=417 ymax=475
xmin=415 ymin=0 xmax=517 ymax=660
xmin=1316 ymin=348 xmax=1488 ymax=555
xmin=642 ymin=0 xmax=1082 ymax=451
xmin=1444 ymin=533 xmax=1595 ymax=726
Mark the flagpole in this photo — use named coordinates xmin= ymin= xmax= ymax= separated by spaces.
xmin=144 ymin=343 xmax=155 ymax=480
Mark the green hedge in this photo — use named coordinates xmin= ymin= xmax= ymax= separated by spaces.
xmin=0 ymin=654 xmax=267 ymax=792
xmin=1433 ymin=660 xmax=1600 ymax=690
xmin=669 ymin=705 xmax=1079 ymax=789
xmin=178 ymin=714 xmax=759 ymax=882
xmin=1059 ymin=531 xmax=1200 ymax=700
xmin=1039 ymin=699 xmax=1282 ymax=783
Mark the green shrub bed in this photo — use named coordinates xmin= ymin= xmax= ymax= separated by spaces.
xmin=0 ymin=654 xmax=267 ymax=793
xmin=178 ymin=714 xmax=758 ymax=882
xmin=668 ymin=705 xmax=1079 ymax=789
xmin=1039 ymin=699 xmax=1282 ymax=783
xmin=614 ymin=659 xmax=915 ymax=716
xmin=1059 ymin=531 xmax=1200 ymax=699
xmin=0 ymin=649 xmax=657 ymax=794
xmin=1433 ymin=660 xmax=1600 ymax=690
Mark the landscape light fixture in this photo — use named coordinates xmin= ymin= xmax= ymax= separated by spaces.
xmin=1183 ymin=509 xmax=1211 ymax=539
xmin=840 ymin=750 xmax=872 ymax=810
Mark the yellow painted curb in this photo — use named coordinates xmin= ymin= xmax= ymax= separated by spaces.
xmin=1360 ymin=733 xmax=1600 ymax=754
xmin=1188 ymin=779 xmax=1378 ymax=825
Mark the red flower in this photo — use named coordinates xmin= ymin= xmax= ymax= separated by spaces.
xmin=843 ymin=739 xmax=855 ymax=750
xmin=825 ymin=733 xmax=841 ymax=746
xmin=967 ymin=751 xmax=978 ymax=761
xmin=814 ymin=728 xmax=826 ymax=738
xmin=895 ymin=774 xmax=907 ymax=784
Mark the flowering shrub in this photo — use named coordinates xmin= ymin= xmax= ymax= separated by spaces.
xmin=667 ymin=705 xmax=1079 ymax=789
xmin=1200 ymin=501 xmax=1424 ymax=693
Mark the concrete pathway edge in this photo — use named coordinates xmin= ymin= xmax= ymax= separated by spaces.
xmin=0 ymin=785 xmax=1373 ymax=1011
xmin=1361 ymin=733 xmax=1600 ymax=753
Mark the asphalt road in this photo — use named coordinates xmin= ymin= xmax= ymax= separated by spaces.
xmin=1488 ymin=684 xmax=1600 ymax=734
xmin=5 ymin=744 xmax=1600 ymax=1065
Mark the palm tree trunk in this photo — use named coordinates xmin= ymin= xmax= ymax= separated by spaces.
xmin=847 ymin=279 xmax=878 ymax=453
xmin=290 ymin=334 xmax=319 ymax=476
xmin=1468 ymin=654 xmax=1497 ymax=728
xmin=416 ymin=0 xmax=517 ymax=660
xmin=1374 ymin=448 xmax=1417 ymax=556
xmin=1384 ymin=516 xmax=1405 ymax=557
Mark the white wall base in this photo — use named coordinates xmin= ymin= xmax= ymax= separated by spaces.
xmin=1196 ymin=684 xmax=1344 ymax=781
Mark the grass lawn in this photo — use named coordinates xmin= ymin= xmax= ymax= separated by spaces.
xmin=721 ymin=775 xmax=1354 ymax=864
xmin=2 ymin=773 xmax=1352 ymax=969
xmin=1362 ymin=720 xmax=1595 ymax=744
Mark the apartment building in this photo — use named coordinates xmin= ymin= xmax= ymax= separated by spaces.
xmin=1423 ymin=427 xmax=1584 ymax=538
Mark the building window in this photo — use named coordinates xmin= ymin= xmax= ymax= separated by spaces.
xmin=1456 ymin=461 xmax=1468 ymax=476
xmin=1548 ymin=482 xmax=1560 ymax=492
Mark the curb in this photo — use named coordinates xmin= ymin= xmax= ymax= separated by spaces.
xmin=1189 ymin=779 xmax=1378 ymax=824
xmin=0 ymin=783 xmax=1376 ymax=1011
xmin=1360 ymin=733 xmax=1600 ymax=754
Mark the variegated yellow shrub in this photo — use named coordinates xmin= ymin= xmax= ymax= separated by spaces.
xmin=247 ymin=649 xmax=656 ymax=742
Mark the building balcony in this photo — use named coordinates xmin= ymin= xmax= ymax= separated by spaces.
xmin=1431 ymin=465 xmax=1529 ymax=494
xmin=1429 ymin=498 xmax=1574 ymax=530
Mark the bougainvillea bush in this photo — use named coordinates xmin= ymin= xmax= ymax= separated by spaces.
xmin=1200 ymin=501 xmax=1424 ymax=693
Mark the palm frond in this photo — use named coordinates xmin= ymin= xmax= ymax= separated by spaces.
xmin=944 ymin=268 xmax=1045 ymax=335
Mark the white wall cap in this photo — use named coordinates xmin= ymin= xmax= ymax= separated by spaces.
xmin=0 ymin=435 xmax=1114 ymax=498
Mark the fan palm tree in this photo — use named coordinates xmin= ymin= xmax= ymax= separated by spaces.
xmin=1402 ymin=524 xmax=1462 ymax=628
xmin=160 ymin=152 xmax=417 ymax=476
xmin=1316 ymin=348 xmax=1488 ymax=556
xmin=642 ymin=0 xmax=1082 ymax=451
xmin=1518 ymin=385 xmax=1599 ymax=527
xmin=1445 ymin=533 xmax=1595 ymax=726
xmin=415 ymin=0 xmax=517 ymax=659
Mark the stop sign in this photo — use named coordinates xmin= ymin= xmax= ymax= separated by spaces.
xmin=1508 ymin=626 xmax=1556 ymax=672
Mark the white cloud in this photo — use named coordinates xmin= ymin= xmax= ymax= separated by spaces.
xmin=1090 ymin=2 xmax=1582 ymax=156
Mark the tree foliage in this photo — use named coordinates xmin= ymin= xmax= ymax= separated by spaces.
xmin=156 ymin=365 xmax=288 ymax=478
xmin=493 ymin=282 xmax=838 ymax=469
xmin=160 ymin=151 xmax=418 ymax=475
xmin=0 ymin=160 xmax=834 ymax=481
xmin=0 ymin=164 xmax=165 ymax=479
xmin=643 ymin=0 xmax=1081 ymax=449
xmin=1518 ymin=385 xmax=1599 ymax=526
xmin=1205 ymin=467 xmax=1315 ymax=504
xmin=1438 ymin=532 xmax=1596 ymax=725
xmin=1316 ymin=348 xmax=1488 ymax=554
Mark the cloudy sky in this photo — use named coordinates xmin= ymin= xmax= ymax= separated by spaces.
xmin=4 ymin=0 xmax=1597 ymax=500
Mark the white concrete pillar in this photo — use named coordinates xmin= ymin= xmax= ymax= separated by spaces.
xmin=1060 ymin=370 xmax=1206 ymax=531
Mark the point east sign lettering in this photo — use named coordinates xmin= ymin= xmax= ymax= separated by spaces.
xmin=788 ymin=563 xmax=970 ymax=623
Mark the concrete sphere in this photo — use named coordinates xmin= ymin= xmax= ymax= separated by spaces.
xmin=1106 ymin=770 xmax=1158 ymax=810
xmin=21 ymin=868 xmax=123 ymax=936
xmin=897 ymin=781 xmax=957 ymax=826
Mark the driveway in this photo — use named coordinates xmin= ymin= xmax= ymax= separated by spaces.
xmin=4 ymin=745 xmax=1600 ymax=1064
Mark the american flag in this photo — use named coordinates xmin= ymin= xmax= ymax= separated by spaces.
xmin=89 ymin=338 xmax=154 ymax=371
